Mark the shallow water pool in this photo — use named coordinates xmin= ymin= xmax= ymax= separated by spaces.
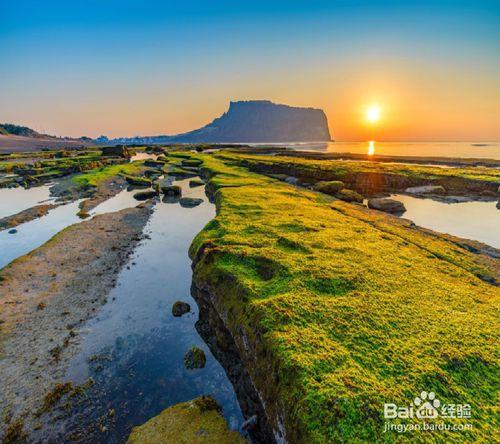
xmin=0 ymin=184 xmax=54 ymax=219
xmin=391 ymin=194 xmax=499 ymax=248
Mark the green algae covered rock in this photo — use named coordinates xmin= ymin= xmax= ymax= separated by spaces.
xmin=184 ymin=347 xmax=206 ymax=369
xmin=124 ymin=175 xmax=151 ymax=187
xmin=127 ymin=397 xmax=244 ymax=444
xmin=172 ymin=301 xmax=191 ymax=317
xmin=335 ymin=188 xmax=363 ymax=203
xmin=314 ymin=180 xmax=344 ymax=195
xmin=181 ymin=158 xmax=203 ymax=167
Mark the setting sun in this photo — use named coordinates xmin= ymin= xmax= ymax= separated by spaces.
xmin=366 ymin=105 xmax=381 ymax=123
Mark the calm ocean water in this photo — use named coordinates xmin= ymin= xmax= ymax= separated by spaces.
xmin=259 ymin=141 xmax=500 ymax=160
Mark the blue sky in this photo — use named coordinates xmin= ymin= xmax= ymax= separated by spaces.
xmin=1 ymin=1 xmax=499 ymax=140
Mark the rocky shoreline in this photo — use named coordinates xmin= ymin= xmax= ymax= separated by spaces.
xmin=0 ymin=203 xmax=153 ymax=440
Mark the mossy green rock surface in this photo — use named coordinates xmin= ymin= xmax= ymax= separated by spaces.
xmin=187 ymin=152 xmax=499 ymax=443
xmin=127 ymin=397 xmax=244 ymax=444
xmin=314 ymin=180 xmax=344 ymax=195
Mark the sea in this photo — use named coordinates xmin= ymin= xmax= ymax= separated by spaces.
xmin=250 ymin=141 xmax=500 ymax=160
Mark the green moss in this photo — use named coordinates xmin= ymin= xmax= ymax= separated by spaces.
xmin=335 ymin=188 xmax=363 ymax=203
xmin=314 ymin=180 xmax=344 ymax=195
xmin=124 ymin=175 xmax=151 ymax=186
xmin=127 ymin=397 xmax=244 ymax=444
xmin=181 ymin=158 xmax=203 ymax=167
xmin=71 ymin=162 xmax=145 ymax=188
xmin=189 ymin=153 xmax=499 ymax=443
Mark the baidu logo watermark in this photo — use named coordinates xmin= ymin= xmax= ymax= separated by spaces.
xmin=383 ymin=391 xmax=472 ymax=434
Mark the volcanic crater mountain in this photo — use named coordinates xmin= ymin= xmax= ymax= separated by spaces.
xmin=114 ymin=100 xmax=332 ymax=144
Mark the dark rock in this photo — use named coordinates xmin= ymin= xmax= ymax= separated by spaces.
xmin=101 ymin=145 xmax=131 ymax=158
xmin=133 ymin=190 xmax=157 ymax=201
xmin=335 ymin=189 xmax=364 ymax=203
xmin=314 ymin=180 xmax=344 ymax=195
xmin=189 ymin=179 xmax=205 ymax=188
xmin=241 ymin=415 xmax=258 ymax=432
xmin=496 ymin=200 xmax=500 ymax=209
xmin=180 ymin=197 xmax=204 ymax=208
xmin=144 ymin=159 xmax=166 ymax=168
xmin=368 ymin=198 xmax=406 ymax=214
xmin=144 ymin=169 xmax=161 ymax=178
xmin=124 ymin=175 xmax=151 ymax=187
xmin=162 ymin=195 xmax=181 ymax=204
xmin=160 ymin=180 xmax=182 ymax=196
xmin=184 ymin=347 xmax=206 ymax=369
xmin=172 ymin=301 xmax=191 ymax=317
xmin=8 ymin=229 xmax=17 ymax=234
xmin=181 ymin=158 xmax=203 ymax=167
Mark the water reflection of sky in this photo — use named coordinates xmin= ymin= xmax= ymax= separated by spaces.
xmin=62 ymin=179 xmax=244 ymax=442
xmin=0 ymin=183 xmax=54 ymax=218
xmin=392 ymin=194 xmax=499 ymax=248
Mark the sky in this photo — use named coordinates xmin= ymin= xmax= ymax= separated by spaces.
xmin=1 ymin=0 xmax=499 ymax=141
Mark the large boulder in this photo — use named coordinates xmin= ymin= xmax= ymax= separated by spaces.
xmin=368 ymin=198 xmax=406 ymax=214
xmin=405 ymin=185 xmax=446 ymax=195
xmin=101 ymin=145 xmax=131 ymax=158
xmin=314 ymin=180 xmax=345 ymax=195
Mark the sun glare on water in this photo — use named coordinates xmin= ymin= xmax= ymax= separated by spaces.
xmin=368 ymin=140 xmax=375 ymax=156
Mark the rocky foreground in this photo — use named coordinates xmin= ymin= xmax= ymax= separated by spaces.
xmin=0 ymin=204 xmax=152 ymax=440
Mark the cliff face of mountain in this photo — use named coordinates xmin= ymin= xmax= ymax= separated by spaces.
xmin=170 ymin=101 xmax=331 ymax=143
